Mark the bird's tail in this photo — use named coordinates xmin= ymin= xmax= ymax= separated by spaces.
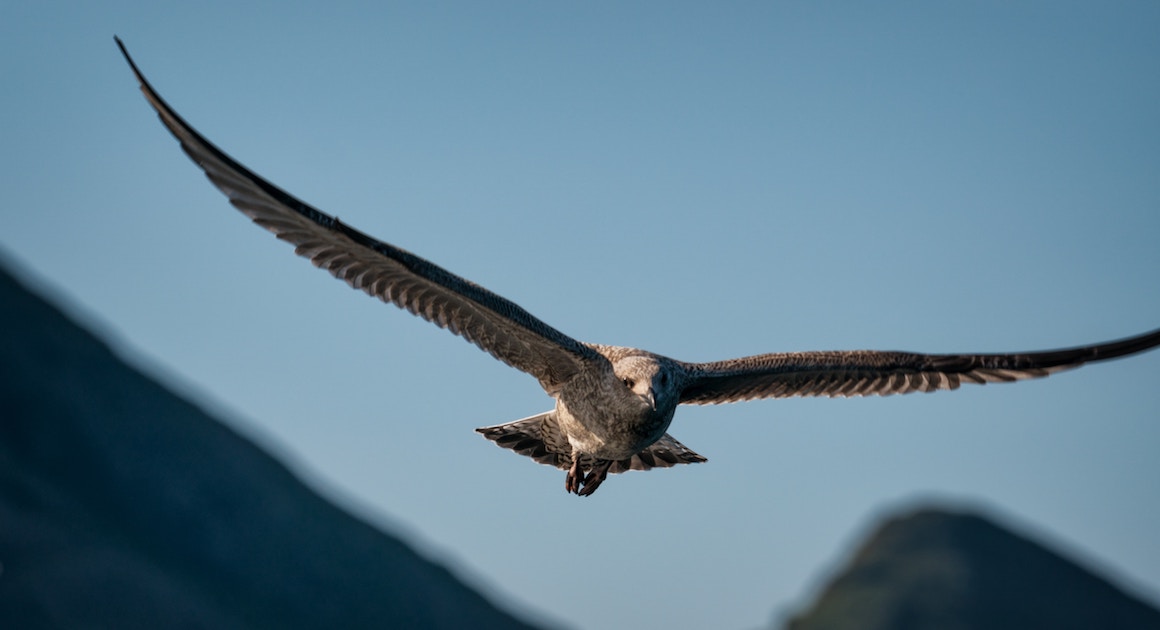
xmin=476 ymin=411 xmax=572 ymax=470
xmin=476 ymin=412 xmax=707 ymax=473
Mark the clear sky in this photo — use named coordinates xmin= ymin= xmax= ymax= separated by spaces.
xmin=3 ymin=3 xmax=1159 ymax=629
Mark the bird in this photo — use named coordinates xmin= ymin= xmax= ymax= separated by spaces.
xmin=116 ymin=38 xmax=1160 ymax=496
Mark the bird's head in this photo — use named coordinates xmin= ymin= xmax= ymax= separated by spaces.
xmin=613 ymin=354 xmax=678 ymax=413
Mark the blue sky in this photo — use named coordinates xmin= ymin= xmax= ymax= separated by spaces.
xmin=3 ymin=3 xmax=1159 ymax=628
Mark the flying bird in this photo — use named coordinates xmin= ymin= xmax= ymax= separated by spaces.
xmin=116 ymin=38 xmax=1160 ymax=496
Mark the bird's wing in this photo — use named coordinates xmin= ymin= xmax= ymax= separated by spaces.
xmin=116 ymin=38 xmax=602 ymax=391
xmin=678 ymin=328 xmax=1160 ymax=404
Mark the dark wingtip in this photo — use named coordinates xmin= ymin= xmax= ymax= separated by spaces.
xmin=114 ymin=35 xmax=147 ymax=86
xmin=1094 ymin=327 xmax=1160 ymax=361
xmin=114 ymin=35 xmax=131 ymax=67
xmin=1035 ymin=326 xmax=1160 ymax=368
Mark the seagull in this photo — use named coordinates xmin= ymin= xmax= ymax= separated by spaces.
xmin=116 ymin=38 xmax=1160 ymax=496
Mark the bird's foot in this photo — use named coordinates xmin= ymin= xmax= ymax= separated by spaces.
xmin=577 ymin=461 xmax=612 ymax=497
xmin=565 ymin=459 xmax=584 ymax=494
xmin=565 ymin=459 xmax=611 ymax=496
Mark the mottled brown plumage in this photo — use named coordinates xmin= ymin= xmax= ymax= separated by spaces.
xmin=118 ymin=38 xmax=1160 ymax=496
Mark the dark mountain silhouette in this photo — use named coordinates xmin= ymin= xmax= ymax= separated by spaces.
xmin=784 ymin=507 xmax=1160 ymax=630
xmin=6 ymin=254 xmax=1160 ymax=630
xmin=0 ymin=259 xmax=541 ymax=629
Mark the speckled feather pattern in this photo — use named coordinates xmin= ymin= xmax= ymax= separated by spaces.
xmin=677 ymin=331 xmax=1160 ymax=404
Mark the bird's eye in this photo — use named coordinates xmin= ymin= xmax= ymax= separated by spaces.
xmin=622 ymin=378 xmax=634 ymax=388
xmin=660 ymin=373 xmax=668 ymax=386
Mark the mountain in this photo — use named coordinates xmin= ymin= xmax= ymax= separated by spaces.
xmin=784 ymin=507 xmax=1160 ymax=630
xmin=0 ymin=259 xmax=541 ymax=629
xmin=7 ymin=252 xmax=1159 ymax=630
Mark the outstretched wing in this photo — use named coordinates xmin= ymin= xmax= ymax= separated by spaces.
xmin=678 ymin=328 xmax=1160 ymax=404
xmin=116 ymin=38 xmax=602 ymax=392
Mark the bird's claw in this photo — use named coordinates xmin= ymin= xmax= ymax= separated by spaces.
xmin=575 ymin=462 xmax=610 ymax=497
xmin=565 ymin=459 xmax=584 ymax=494
xmin=565 ymin=459 xmax=609 ymax=496
xmin=577 ymin=475 xmax=603 ymax=497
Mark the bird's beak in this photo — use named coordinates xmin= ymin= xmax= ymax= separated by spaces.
xmin=641 ymin=389 xmax=656 ymax=411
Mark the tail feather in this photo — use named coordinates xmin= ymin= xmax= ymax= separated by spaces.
xmin=609 ymin=434 xmax=708 ymax=474
xmin=476 ymin=412 xmax=707 ymax=474
xmin=476 ymin=411 xmax=570 ymax=469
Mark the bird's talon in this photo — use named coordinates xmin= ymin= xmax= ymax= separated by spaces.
xmin=565 ymin=459 xmax=584 ymax=494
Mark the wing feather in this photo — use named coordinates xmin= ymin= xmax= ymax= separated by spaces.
xmin=678 ymin=328 xmax=1160 ymax=404
xmin=116 ymin=38 xmax=601 ymax=391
